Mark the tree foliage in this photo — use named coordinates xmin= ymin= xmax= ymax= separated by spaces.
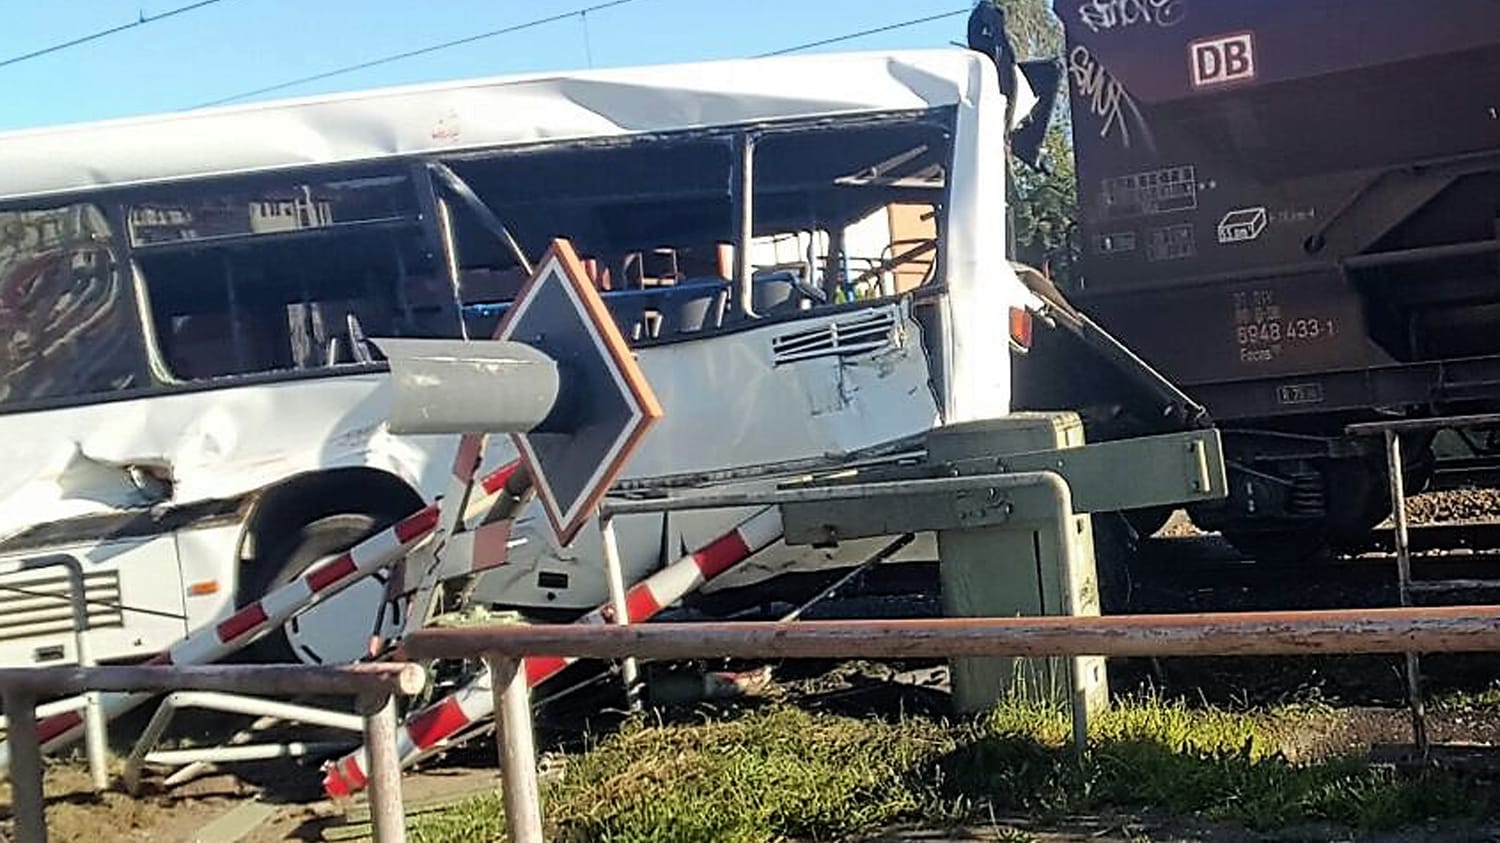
xmin=995 ymin=0 xmax=1064 ymax=56
xmin=992 ymin=0 xmax=1081 ymax=285
xmin=1011 ymin=125 xmax=1079 ymax=282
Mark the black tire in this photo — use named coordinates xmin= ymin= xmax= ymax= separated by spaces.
xmin=238 ymin=512 xmax=388 ymax=664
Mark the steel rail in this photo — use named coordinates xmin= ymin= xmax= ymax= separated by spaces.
xmin=0 ymin=662 xmax=424 ymax=698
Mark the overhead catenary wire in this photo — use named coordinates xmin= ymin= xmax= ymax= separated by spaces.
xmin=0 ymin=0 xmax=235 ymax=71
xmin=196 ymin=1 xmax=972 ymax=111
xmin=195 ymin=0 xmax=644 ymax=108
xmin=756 ymin=7 xmax=971 ymax=57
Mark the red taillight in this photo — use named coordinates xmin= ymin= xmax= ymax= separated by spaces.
xmin=1009 ymin=306 xmax=1033 ymax=351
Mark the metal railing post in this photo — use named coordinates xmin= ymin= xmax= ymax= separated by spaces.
xmin=3 ymin=691 xmax=47 ymax=843
xmin=0 ymin=663 xmax=422 ymax=838
xmin=57 ymin=559 xmax=109 ymax=793
xmin=1384 ymin=429 xmax=1429 ymax=756
xmin=360 ymin=693 xmax=407 ymax=843
xmin=732 ymin=132 xmax=757 ymax=318
xmin=487 ymin=655 xmax=544 ymax=843
xmin=598 ymin=513 xmax=642 ymax=711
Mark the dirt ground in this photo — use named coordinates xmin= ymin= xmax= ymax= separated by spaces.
xmin=0 ymin=757 xmax=505 ymax=843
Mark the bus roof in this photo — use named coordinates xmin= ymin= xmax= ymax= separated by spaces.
xmin=0 ymin=48 xmax=989 ymax=204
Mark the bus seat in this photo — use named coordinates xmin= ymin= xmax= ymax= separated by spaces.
xmin=604 ymin=290 xmax=652 ymax=342
xmin=752 ymin=271 xmax=798 ymax=313
xmin=672 ymin=284 xmax=728 ymax=334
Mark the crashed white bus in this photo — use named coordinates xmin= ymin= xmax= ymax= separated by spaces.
xmin=0 ymin=16 xmax=1192 ymax=670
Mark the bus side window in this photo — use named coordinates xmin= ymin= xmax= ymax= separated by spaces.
xmin=131 ymin=174 xmax=454 ymax=381
xmin=439 ymin=136 xmax=735 ymax=345
xmin=748 ymin=119 xmax=949 ymax=309
xmin=0 ymin=205 xmax=147 ymax=406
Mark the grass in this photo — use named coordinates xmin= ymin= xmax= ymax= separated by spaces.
xmin=410 ymin=697 xmax=1479 ymax=843
xmin=1433 ymin=682 xmax=1500 ymax=713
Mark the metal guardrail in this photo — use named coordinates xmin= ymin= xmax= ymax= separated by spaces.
xmin=0 ymin=663 xmax=424 ymax=843
xmin=0 ymin=555 xmax=109 ymax=792
xmin=404 ymin=605 xmax=1500 ymax=843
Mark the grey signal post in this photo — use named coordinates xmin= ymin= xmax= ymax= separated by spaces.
xmin=777 ymin=415 xmax=1227 ymax=730
xmin=378 ymin=238 xmax=662 ymax=843
xmin=381 ymin=339 xmax=565 ymax=435
xmin=595 ymin=415 xmax=1229 ymax=749
xmin=380 ymin=239 xmax=661 ymax=547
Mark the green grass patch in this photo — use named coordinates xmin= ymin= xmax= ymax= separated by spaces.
xmin=411 ymin=697 xmax=1477 ymax=843
xmin=1432 ymin=682 xmax=1500 ymax=713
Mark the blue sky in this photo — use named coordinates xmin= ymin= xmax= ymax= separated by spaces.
xmin=0 ymin=0 xmax=973 ymax=131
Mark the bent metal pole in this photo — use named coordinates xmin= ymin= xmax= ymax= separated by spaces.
xmin=1 ymin=664 xmax=422 ymax=843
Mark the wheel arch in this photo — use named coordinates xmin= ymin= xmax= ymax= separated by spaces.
xmin=235 ymin=466 xmax=426 ymax=595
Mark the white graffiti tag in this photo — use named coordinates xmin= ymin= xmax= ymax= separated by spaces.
xmin=1068 ymin=45 xmax=1153 ymax=150
xmin=1079 ymin=0 xmax=1186 ymax=32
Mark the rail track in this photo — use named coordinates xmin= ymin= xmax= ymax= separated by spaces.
xmin=1133 ymin=521 xmax=1500 ymax=593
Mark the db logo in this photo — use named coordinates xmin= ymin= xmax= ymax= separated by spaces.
xmin=1190 ymin=32 xmax=1255 ymax=88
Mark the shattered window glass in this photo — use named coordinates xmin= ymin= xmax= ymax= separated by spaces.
xmin=0 ymin=205 xmax=147 ymax=406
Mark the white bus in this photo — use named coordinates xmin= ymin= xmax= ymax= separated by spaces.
xmin=0 ymin=39 xmax=1074 ymax=667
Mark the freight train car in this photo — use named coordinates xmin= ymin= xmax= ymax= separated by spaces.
xmin=1054 ymin=0 xmax=1500 ymax=558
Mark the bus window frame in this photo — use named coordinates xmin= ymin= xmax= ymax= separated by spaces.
xmin=431 ymin=107 xmax=956 ymax=332
xmin=733 ymin=111 xmax=955 ymax=318
xmin=120 ymin=166 xmax=442 ymax=385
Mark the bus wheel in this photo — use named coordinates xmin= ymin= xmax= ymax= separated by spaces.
xmin=239 ymin=511 xmax=396 ymax=665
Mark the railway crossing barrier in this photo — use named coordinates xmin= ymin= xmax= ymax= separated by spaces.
xmin=322 ymin=222 xmax=1231 ymax=792
xmin=1 ymin=236 xmax=660 ymax=793
xmin=321 ymin=506 xmax=783 ymax=796
xmin=0 ymin=662 xmax=424 ymax=843
xmin=405 ymin=605 xmax=1500 ymax=843
xmin=324 ymin=413 xmax=1230 ymax=796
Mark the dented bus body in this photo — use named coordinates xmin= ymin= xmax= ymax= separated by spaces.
xmin=0 ymin=48 xmax=1047 ymax=666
